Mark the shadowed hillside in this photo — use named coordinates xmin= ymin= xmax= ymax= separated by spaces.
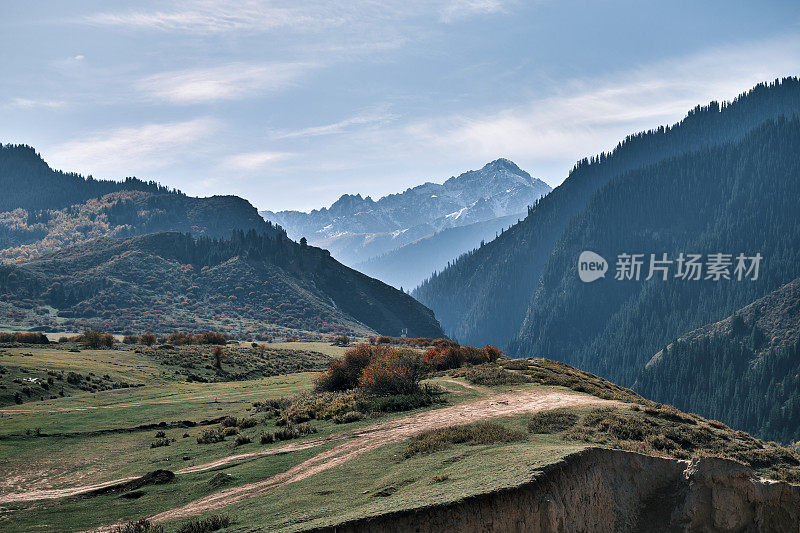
xmin=0 ymin=231 xmax=444 ymax=339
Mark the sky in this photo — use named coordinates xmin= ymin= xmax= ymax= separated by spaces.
xmin=2 ymin=1 xmax=800 ymax=212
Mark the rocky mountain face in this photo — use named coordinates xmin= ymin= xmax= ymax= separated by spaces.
xmin=260 ymin=159 xmax=550 ymax=280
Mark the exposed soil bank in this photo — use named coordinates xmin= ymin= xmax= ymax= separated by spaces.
xmin=306 ymin=447 xmax=800 ymax=532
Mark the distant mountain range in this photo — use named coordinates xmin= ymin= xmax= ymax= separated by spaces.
xmin=0 ymin=145 xmax=443 ymax=339
xmin=260 ymin=158 xmax=550 ymax=288
xmin=414 ymin=77 xmax=800 ymax=382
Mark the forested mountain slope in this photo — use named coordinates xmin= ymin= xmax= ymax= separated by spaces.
xmin=0 ymin=144 xmax=175 ymax=212
xmin=510 ymin=117 xmax=800 ymax=387
xmin=635 ymin=278 xmax=800 ymax=443
xmin=414 ymin=77 xmax=800 ymax=349
xmin=0 ymin=231 xmax=444 ymax=339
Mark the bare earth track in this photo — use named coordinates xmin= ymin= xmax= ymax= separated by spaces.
xmin=0 ymin=384 xmax=617 ymax=530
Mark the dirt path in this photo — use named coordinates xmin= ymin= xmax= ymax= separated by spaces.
xmin=4 ymin=385 xmax=617 ymax=529
xmin=142 ymin=388 xmax=615 ymax=526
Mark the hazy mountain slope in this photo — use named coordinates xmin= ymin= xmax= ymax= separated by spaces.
xmin=354 ymin=212 xmax=524 ymax=289
xmin=0 ymin=231 xmax=444 ymax=339
xmin=510 ymin=117 xmax=800 ymax=387
xmin=261 ymin=159 xmax=550 ymax=266
xmin=635 ymin=278 xmax=800 ymax=443
xmin=414 ymin=77 xmax=800 ymax=347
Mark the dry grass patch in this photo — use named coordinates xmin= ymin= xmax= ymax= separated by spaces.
xmin=403 ymin=421 xmax=526 ymax=458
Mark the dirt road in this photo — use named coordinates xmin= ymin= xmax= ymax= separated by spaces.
xmin=147 ymin=387 xmax=614 ymax=524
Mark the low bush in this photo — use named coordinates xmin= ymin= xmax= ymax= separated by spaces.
xmin=253 ymin=397 xmax=291 ymax=417
xmin=333 ymin=411 xmax=364 ymax=424
xmin=315 ymin=344 xmax=426 ymax=396
xmin=403 ymin=422 xmax=526 ymax=458
xmin=176 ymin=514 xmax=230 ymax=533
xmin=77 ymin=330 xmax=115 ymax=349
xmin=113 ymin=519 xmax=164 ymax=533
xmin=221 ymin=416 xmax=238 ymax=428
xmin=196 ymin=428 xmax=225 ymax=444
xmin=150 ymin=438 xmax=171 ymax=448
xmin=527 ymin=409 xmax=579 ymax=433
xmin=0 ymin=332 xmax=49 ymax=344
xmin=222 ymin=427 xmax=238 ymax=437
xmin=260 ymin=432 xmax=275 ymax=444
xmin=238 ymin=417 xmax=257 ymax=429
xmin=140 ymin=333 xmax=157 ymax=346
xmin=234 ymin=434 xmax=251 ymax=447
xmin=273 ymin=423 xmax=317 ymax=441
xmin=423 ymin=344 xmax=502 ymax=371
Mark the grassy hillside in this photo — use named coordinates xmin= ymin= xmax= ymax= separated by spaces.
xmin=0 ymin=342 xmax=797 ymax=532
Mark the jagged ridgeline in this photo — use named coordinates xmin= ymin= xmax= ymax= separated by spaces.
xmin=414 ymin=77 xmax=800 ymax=362
xmin=0 ymin=230 xmax=444 ymax=339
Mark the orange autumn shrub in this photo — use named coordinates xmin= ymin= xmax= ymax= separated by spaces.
xmin=423 ymin=344 xmax=502 ymax=370
xmin=358 ymin=348 xmax=425 ymax=395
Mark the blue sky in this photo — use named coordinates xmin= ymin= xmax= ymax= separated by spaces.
xmin=2 ymin=1 xmax=799 ymax=211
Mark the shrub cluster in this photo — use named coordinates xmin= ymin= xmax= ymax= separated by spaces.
xmin=455 ymin=364 xmax=530 ymax=386
xmin=196 ymin=428 xmax=225 ymax=444
xmin=75 ymin=330 xmax=115 ymax=349
xmin=314 ymin=344 xmax=426 ymax=395
xmin=113 ymin=519 xmax=164 ymax=533
xmin=372 ymin=336 xmax=456 ymax=348
xmin=159 ymin=332 xmax=227 ymax=346
xmin=0 ymin=332 xmax=49 ymax=344
xmin=423 ymin=344 xmax=501 ymax=371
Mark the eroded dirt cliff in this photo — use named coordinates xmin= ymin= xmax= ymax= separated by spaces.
xmin=306 ymin=447 xmax=800 ymax=532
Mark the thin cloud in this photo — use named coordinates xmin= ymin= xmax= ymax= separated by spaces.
xmin=7 ymin=98 xmax=65 ymax=110
xmin=138 ymin=63 xmax=313 ymax=104
xmin=223 ymin=151 xmax=294 ymax=171
xmin=440 ymin=0 xmax=513 ymax=23
xmin=271 ymin=108 xmax=399 ymax=139
xmin=81 ymin=0 xmax=515 ymax=34
xmin=81 ymin=1 xmax=319 ymax=33
xmin=46 ymin=118 xmax=216 ymax=178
